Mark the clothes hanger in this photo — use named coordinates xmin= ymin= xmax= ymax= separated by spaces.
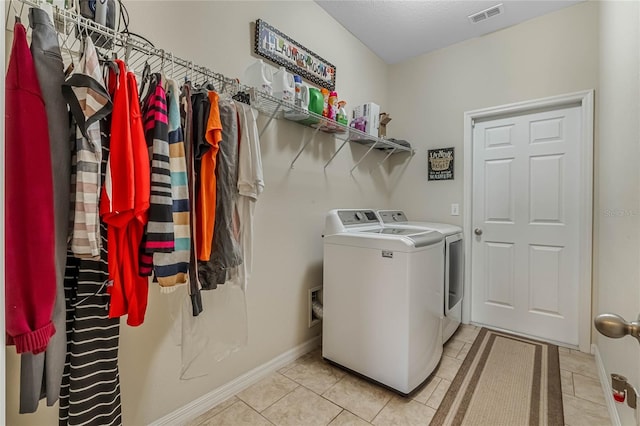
xmin=60 ymin=12 xmax=78 ymax=76
xmin=137 ymin=50 xmax=152 ymax=100
xmin=170 ymin=52 xmax=175 ymax=81
xmin=7 ymin=0 xmax=21 ymax=26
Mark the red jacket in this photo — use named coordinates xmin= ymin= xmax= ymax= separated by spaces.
xmin=5 ymin=21 xmax=57 ymax=354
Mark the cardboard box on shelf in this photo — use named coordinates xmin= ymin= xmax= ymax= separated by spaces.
xmin=378 ymin=113 xmax=391 ymax=138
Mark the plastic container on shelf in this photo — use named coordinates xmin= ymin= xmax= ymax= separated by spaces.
xmin=272 ymin=66 xmax=295 ymax=103
xmin=321 ymin=88 xmax=330 ymax=117
xmin=293 ymin=75 xmax=304 ymax=108
xmin=243 ymin=59 xmax=273 ymax=95
xmin=328 ymin=91 xmax=338 ymax=120
xmin=292 ymin=87 xmax=323 ymax=126
xmin=350 ymin=116 xmax=367 ymax=133
xmin=284 ymin=79 xmax=311 ymax=121
xmin=336 ymin=101 xmax=348 ymax=125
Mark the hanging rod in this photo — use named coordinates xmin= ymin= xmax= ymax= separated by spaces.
xmin=8 ymin=0 xmax=242 ymax=91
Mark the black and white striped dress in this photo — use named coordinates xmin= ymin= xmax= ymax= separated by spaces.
xmin=59 ymin=124 xmax=122 ymax=426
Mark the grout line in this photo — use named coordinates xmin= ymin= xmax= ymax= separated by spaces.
xmin=343 ymin=408 xmax=372 ymax=424
xmin=370 ymin=395 xmax=393 ymax=424
xmin=327 ymin=409 xmax=344 ymax=425
xmin=255 ymin=380 xmax=301 ymax=414
xmin=246 ymin=403 xmax=276 ymax=426
xmin=200 ymin=400 xmax=243 ymax=425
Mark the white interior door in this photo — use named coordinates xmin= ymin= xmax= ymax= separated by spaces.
xmin=471 ymin=105 xmax=581 ymax=345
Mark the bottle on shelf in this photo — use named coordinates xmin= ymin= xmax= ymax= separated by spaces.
xmin=294 ymin=75 xmax=303 ymax=108
xmin=284 ymin=76 xmax=311 ymax=121
xmin=328 ymin=91 xmax=338 ymax=120
xmin=321 ymin=88 xmax=330 ymax=117
xmin=336 ymin=101 xmax=348 ymax=125
xmin=272 ymin=66 xmax=295 ymax=103
xmin=243 ymin=59 xmax=273 ymax=95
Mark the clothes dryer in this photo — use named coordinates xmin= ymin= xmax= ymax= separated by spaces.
xmin=323 ymin=209 xmax=444 ymax=395
xmin=377 ymin=210 xmax=463 ymax=343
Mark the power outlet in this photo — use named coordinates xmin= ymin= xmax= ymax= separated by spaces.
xmin=451 ymin=203 xmax=460 ymax=216
xmin=308 ymin=286 xmax=322 ymax=328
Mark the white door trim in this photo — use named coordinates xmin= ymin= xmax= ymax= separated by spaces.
xmin=463 ymin=90 xmax=594 ymax=353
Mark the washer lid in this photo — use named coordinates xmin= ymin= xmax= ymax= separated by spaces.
xmin=360 ymin=227 xmax=425 ymax=236
xmin=355 ymin=228 xmax=443 ymax=248
xmin=376 ymin=210 xmax=462 ymax=235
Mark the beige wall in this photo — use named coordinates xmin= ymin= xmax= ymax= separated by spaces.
xmin=387 ymin=1 xmax=599 ymax=224
xmin=595 ymin=1 xmax=640 ymax=425
xmin=5 ymin=1 xmax=395 ymax=424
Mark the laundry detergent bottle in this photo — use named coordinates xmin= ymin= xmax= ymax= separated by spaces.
xmin=243 ymin=59 xmax=273 ymax=95
xmin=293 ymin=75 xmax=309 ymax=111
xmin=294 ymin=87 xmax=323 ymax=125
xmin=272 ymin=66 xmax=295 ymax=103
xmin=308 ymin=88 xmax=324 ymax=116
xmin=284 ymin=78 xmax=311 ymax=121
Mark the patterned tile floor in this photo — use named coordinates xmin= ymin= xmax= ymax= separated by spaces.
xmin=187 ymin=325 xmax=611 ymax=426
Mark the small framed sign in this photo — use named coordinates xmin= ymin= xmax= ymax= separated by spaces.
xmin=428 ymin=148 xmax=454 ymax=181
xmin=254 ymin=19 xmax=336 ymax=90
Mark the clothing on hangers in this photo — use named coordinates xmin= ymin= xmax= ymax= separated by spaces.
xmin=58 ymin=39 xmax=122 ymax=426
xmin=230 ymin=102 xmax=264 ymax=291
xmin=192 ymin=90 xmax=222 ymax=263
xmin=59 ymin=121 xmax=122 ymax=426
xmin=100 ymin=59 xmax=151 ymax=327
xmin=5 ymin=20 xmax=57 ymax=355
xmin=198 ymin=98 xmax=243 ymax=288
xmin=180 ymin=83 xmax=204 ymax=316
xmin=15 ymin=7 xmax=71 ymax=414
xmin=139 ymin=73 xmax=175 ymax=277
xmin=150 ymin=78 xmax=191 ymax=289
xmin=63 ymin=36 xmax=113 ymax=259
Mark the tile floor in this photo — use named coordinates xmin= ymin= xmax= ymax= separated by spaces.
xmin=187 ymin=325 xmax=611 ymax=426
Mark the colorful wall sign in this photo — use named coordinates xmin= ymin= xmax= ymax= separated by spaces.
xmin=254 ymin=19 xmax=336 ymax=90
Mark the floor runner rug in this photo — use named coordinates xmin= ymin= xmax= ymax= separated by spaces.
xmin=431 ymin=328 xmax=564 ymax=426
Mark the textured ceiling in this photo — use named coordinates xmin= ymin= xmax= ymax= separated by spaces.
xmin=315 ymin=0 xmax=583 ymax=64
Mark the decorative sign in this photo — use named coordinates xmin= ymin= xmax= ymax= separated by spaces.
xmin=254 ymin=19 xmax=336 ymax=90
xmin=428 ymin=148 xmax=454 ymax=181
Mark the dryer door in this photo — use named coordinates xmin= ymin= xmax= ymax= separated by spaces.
xmin=445 ymin=233 xmax=464 ymax=315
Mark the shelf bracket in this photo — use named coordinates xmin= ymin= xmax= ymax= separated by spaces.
xmin=290 ymin=127 xmax=320 ymax=169
xmin=324 ymin=134 xmax=351 ymax=169
xmin=378 ymin=148 xmax=398 ymax=166
xmin=258 ymin=102 xmax=282 ymax=138
xmin=350 ymin=141 xmax=379 ymax=174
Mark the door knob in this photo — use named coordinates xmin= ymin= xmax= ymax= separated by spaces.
xmin=594 ymin=313 xmax=640 ymax=344
xmin=474 ymin=228 xmax=483 ymax=236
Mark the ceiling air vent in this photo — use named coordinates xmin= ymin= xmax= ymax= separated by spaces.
xmin=468 ymin=3 xmax=504 ymax=24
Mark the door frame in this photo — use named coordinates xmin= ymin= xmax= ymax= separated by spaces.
xmin=462 ymin=90 xmax=594 ymax=353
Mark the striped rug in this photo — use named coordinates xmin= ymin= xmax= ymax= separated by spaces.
xmin=431 ymin=328 xmax=564 ymax=426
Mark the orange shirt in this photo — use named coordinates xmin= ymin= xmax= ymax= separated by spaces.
xmin=196 ymin=91 xmax=222 ymax=261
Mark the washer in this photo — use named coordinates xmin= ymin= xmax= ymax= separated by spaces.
xmin=377 ymin=210 xmax=464 ymax=343
xmin=323 ymin=209 xmax=444 ymax=395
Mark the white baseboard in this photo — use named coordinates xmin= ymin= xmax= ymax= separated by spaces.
xmin=593 ymin=343 xmax=622 ymax=426
xmin=149 ymin=336 xmax=321 ymax=426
